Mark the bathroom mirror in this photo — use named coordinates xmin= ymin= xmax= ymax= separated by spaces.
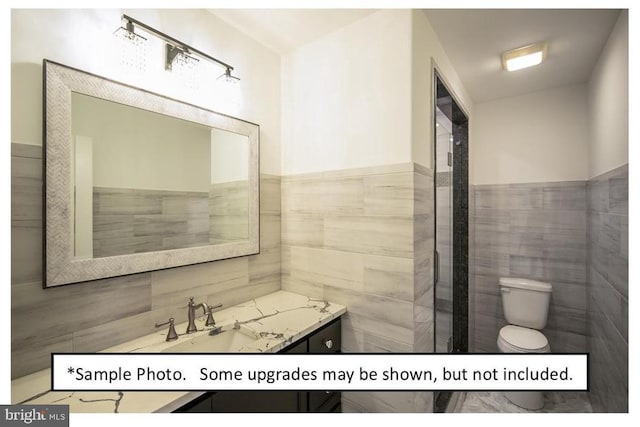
xmin=44 ymin=60 xmax=259 ymax=287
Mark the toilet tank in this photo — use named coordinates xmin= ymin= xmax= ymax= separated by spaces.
xmin=499 ymin=277 xmax=552 ymax=329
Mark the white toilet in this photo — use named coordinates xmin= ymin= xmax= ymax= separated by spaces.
xmin=497 ymin=277 xmax=552 ymax=410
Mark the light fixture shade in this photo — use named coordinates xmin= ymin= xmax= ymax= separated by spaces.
xmin=217 ymin=68 xmax=240 ymax=84
xmin=502 ymin=42 xmax=547 ymax=72
xmin=165 ymin=45 xmax=201 ymax=90
xmin=113 ymin=25 xmax=147 ymax=71
xmin=165 ymin=45 xmax=199 ymax=71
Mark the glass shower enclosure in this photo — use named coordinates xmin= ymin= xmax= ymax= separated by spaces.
xmin=433 ymin=71 xmax=469 ymax=412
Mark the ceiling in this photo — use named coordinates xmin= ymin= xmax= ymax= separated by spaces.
xmin=208 ymin=9 xmax=376 ymax=54
xmin=425 ymin=9 xmax=621 ymax=102
xmin=208 ymin=9 xmax=621 ymax=103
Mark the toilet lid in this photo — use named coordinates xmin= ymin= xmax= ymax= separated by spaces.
xmin=499 ymin=325 xmax=548 ymax=351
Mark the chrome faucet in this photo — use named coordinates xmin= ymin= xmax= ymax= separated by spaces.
xmin=186 ymin=297 xmax=223 ymax=334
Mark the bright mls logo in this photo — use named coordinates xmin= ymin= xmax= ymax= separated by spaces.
xmin=1 ymin=406 xmax=68 ymax=427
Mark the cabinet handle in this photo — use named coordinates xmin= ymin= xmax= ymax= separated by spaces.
xmin=324 ymin=339 xmax=333 ymax=349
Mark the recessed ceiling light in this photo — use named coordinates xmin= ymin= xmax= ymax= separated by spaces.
xmin=502 ymin=42 xmax=547 ymax=72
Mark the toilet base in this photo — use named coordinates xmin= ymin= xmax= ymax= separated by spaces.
xmin=504 ymin=391 xmax=545 ymax=410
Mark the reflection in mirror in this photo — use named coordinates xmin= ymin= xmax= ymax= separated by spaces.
xmin=71 ymin=93 xmax=249 ymax=259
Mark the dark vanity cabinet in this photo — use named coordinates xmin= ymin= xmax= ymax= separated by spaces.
xmin=175 ymin=317 xmax=341 ymax=413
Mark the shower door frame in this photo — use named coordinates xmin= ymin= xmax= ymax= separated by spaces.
xmin=432 ymin=65 xmax=470 ymax=412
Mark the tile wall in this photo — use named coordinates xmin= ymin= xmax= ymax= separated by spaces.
xmin=280 ymin=163 xmax=435 ymax=412
xmin=92 ymin=187 xmax=210 ymax=257
xmin=471 ymin=181 xmax=588 ymax=353
xmin=11 ymin=142 xmax=281 ymax=379
xmin=587 ymin=164 xmax=628 ymax=412
xmin=462 ymin=166 xmax=628 ymax=412
xmin=209 ymin=180 xmax=250 ymax=243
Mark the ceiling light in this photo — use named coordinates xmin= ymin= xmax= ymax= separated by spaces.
xmin=502 ymin=42 xmax=547 ymax=72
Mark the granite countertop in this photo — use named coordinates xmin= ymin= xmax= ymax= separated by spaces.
xmin=11 ymin=290 xmax=346 ymax=413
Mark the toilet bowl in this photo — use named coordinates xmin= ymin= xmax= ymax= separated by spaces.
xmin=498 ymin=277 xmax=552 ymax=411
xmin=497 ymin=324 xmax=551 ymax=410
xmin=497 ymin=325 xmax=550 ymax=354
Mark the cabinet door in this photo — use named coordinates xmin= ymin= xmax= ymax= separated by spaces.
xmin=308 ymin=319 xmax=341 ymax=411
xmin=308 ymin=319 xmax=341 ymax=353
xmin=210 ymin=391 xmax=301 ymax=413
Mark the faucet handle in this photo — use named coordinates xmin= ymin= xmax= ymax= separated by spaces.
xmin=205 ymin=304 xmax=223 ymax=327
xmin=155 ymin=317 xmax=178 ymax=341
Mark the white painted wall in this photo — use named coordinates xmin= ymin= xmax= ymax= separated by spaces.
xmin=210 ymin=128 xmax=249 ymax=184
xmin=73 ymin=136 xmax=93 ymax=259
xmin=413 ymin=10 xmax=474 ymax=170
xmin=281 ymin=10 xmax=412 ymax=174
xmin=11 ymin=9 xmax=281 ymax=175
xmin=280 ymin=9 xmax=473 ymax=175
xmin=588 ymin=10 xmax=628 ymax=178
xmin=72 ymin=93 xmax=211 ymax=192
xmin=471 ymin=84 xmax=589 ymax=185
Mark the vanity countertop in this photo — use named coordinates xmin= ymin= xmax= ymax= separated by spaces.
xmin=11 ymin=290 xmax=346 ymax=413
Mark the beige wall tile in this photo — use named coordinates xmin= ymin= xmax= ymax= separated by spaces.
xmin=207 ymin=281 xmax=280 ymax=309
xmin=364 ymin=172 xmax=413 ymax=216
xmin=73 ymin=307 xmax=174 ymax=353
xmin=10 ymin=143 xmax=283 ymax=378
xmin=341 ymin=321 xmax=426 ymax=353
xmin=281 ymin=213 xmax=324 ymax=247
xmin=290 ymin=246 xmax=364 ymax=291
xmin=414 ymin=171 xmax=433 ymax=216
xmin=12 ymin=334 xmax=72 ymax=380
xmin=325 ymin=216 xmax=413 ymax=258
xmin=280 ymin=275 xmax=324 ymax=299
xmin=260 ymin=213 xmax=281 ymax=250
xmin=281 ymin=179 xmax=326 ymax=214
xmin=11 ymin=156 xmax=42 ymax=221
xmin=260 ymin=174 xmax=281 ymax=215
xmin=248 ymin=248 xmax=280 ymax=287
xmin=323 ymin=286 xmax=414 ymax=330
xmin=322 ymin=162 xmax=414 ymax=179
xmin=280 ymin=245 xmax=291 ymax=276
xmin=12 ymin=142 xmax=42 ymax=159
xmin=414 ymin=304 xmax=434 ymax=352
xmin=319 ymin=177 xmax=364 ymax=215
xmin=282 ymin=176 xmax=364 ymax=216
xmin=12 ymin=276 xmax=152 ymax=343
xmin=11 ymin=220 xmax=42 ymax=285
xmin=340 ymin=312 xmax=413 ymax=346
xmin=151 ymin=257 xmax=249 ymax=310
xmin=363 ymin=254 xmax=414 ymax=301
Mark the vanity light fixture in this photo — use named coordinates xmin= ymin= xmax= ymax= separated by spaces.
xmin=118 ymin=14 xmax=240 ymax=83
xmin=502 ymin=42 xmax=547 ymax=72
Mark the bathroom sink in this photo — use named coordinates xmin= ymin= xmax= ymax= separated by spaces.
xmin=162 ymin=327 xmax=259 ymax=353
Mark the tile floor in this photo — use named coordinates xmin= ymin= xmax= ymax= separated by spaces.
xmin=458 ymin=391 xmax=593 ymax=413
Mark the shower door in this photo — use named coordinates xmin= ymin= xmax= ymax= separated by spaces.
xmin=433 ymin=71 xmax=469 ymax=412
xmin=435 ymin=106 xmax=454 ymax=354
